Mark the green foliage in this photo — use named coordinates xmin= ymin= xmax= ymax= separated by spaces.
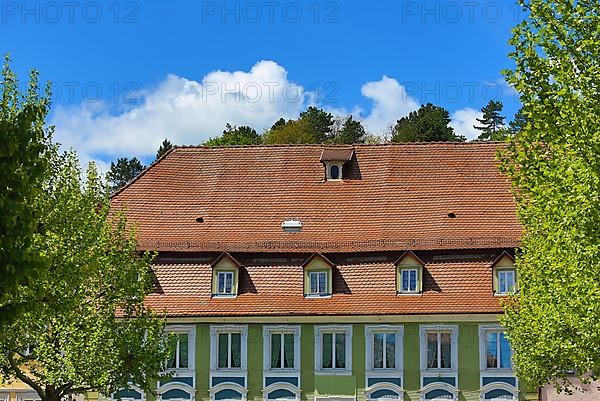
xmin=391 ymin=103 xmax=465 ymax=142
xmin=155 ymin=138 xmax=173 ymax=160
xmin=107 ymin=157 xmax=145 ymax=193
xmin=0 ymin=153 xmax=170 ymax=401
xmin=204 ymin=123 xmax=262 ymax=146
xmin=298 ymin=106 xmax=335 ymax=143
xmin=500 ymin=0 xmax=600 ymax=392
xmin=263 ymin=118 xmax=315 ymax=144
xmin=474 ymin=100 xmax=506 ymax=140
xmin=509 ymin=107 xmax=527 ymax=135
xmin=332 ymin=115 xmax=366 ymax=144
xmin=0 ymin=55 xmax=53 ymax=310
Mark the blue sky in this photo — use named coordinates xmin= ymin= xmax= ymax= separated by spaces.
xmin=1 ymin=0 xmax=523 ymax=169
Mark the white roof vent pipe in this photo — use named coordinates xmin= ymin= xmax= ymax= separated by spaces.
xmin=282 ymin=219 xmax=302 ymax=233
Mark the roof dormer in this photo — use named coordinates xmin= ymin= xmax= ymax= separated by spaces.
xmin=395 ymin=251 xmax=425 ymax=295
xmin=490 ymin=251 xmax=517 ymax=295
xmin=211 ymin=252 xmax=242 ymax=298
xmin=302 ymin=253 xmax=335 ymax=298
xmin=320 ymin=147 xmax=354 ymax=181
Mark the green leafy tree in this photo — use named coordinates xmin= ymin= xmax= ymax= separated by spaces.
xmin=391 ymin=103 xmax=465 ymax=142
xmin=263 ymin=118 xmax=315 ymax=144
xmin=203 ymin=123 xmax=262 ymax=146
xmin=333 ymin=116 xmax=366 ymax=144
xmin=500 ymin=0 xmax=600 ymax=393
xmin=107 ymin=157 xmax=145 ymax=192
xmin=474 ymin=100 xmax=506 ymax=140
xmin=0 ymin=56 xmax=53 ymax=312
xmin=155 ymin=138 xmax=173 ymax=160
xmin=0 ymin=153 xmax=171 ymax=401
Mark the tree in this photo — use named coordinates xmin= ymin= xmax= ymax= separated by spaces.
xmin=263 ymin=118 xmax=315 ymax=144
xmin=508 ymin=107 xmax=527 ymax=135
xmin=391 ymin=103 xmax=465 ymax=142
xmin=0 ymin=55 xmax=53 ymax=313
xmin=332 ymin=116 xmax=366 ymax=144
xmin=155 ymin=138 xmax=173 ymax=160
xmin=299 ymin=106 xmax=335 ymax=143
xmin=203 ymin=123 xmax=262 ymax=146
xmin=0 ymin=152 xmax=171 ymax=401
xmin=107 ymin=157 xmax=145 ymax=192
xmin=474 ymin=100 xmax=506 ymax=140
xmin=500 ymin=0 xmax=600 ymax=393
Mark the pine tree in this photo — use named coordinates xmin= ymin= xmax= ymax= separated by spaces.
xmin=474 ymin=100 xmax=506 ymax=140
xmin=107 ymin=157 xmax=145 ymax=192
xmin=155 ymin=138 xmax=173 ymax=160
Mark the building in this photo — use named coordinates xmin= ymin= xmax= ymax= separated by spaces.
xmin=107 ymin=143 xmax=533 ymax=401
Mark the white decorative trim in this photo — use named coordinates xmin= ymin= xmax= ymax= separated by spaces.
xmin=479 ymin=382 xmax=518 ymax=401
xmin=365 ymin=325 xmax=404 ymax=372
xmin=315 ymin=398 xmax=355 ymax=401
xmin=208 ymin=382 xmax=248 ymax=401
xmin=210 ymin=325 xmax=248 ymax=371
xmin=364 ymin=381 xmax=404 ymax=400
xmin=314 ymin=325 xmax=352 ymax=374
xmin=419 ymin=382 xmax=458 ymax=401
xmin=262 ymin=382 xmax=301 ymax=401
xmin=164 ymin=325 xmax=196 ymax=373
xmin=263 ymin=325 xmax=301 ymax=372
xmin=325 ymin=162 xmax=344 ymax=180
xmin=157 ymin=381 xmax=195 ymax=401
xmin=478 ymin=325 xmax=514 ymax=372
xmin=111 ymin=384 xmax=145 ymax=401
xmin=15 ymin=393 xmax=41 ymax=401
xmin=419 ymin=324 xmax=458 ymax=372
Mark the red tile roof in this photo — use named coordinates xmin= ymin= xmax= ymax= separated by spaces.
xmin=111 ymin=143 xmax=520 ymax=253
xmin=320 ymin=147 xmax=355 ymax=162
xmin=146 ymin=252 xmax=504 ymax=317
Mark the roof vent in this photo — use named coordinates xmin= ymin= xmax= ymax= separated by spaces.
xmin=282 ymin=219 xmax=302 ymax=233
xmin=447 ymin=213 xmax=456 ymax=219
xmin=196 ymin=217 xmax=204 ymax=223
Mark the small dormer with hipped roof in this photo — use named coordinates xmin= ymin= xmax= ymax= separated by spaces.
xmin=320 ymin=146 xmax=355 ymax=180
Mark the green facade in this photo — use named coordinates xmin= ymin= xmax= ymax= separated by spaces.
xmin=181 ymin=321 xmax=532 ymax=401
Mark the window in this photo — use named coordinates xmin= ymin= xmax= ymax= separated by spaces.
xmin=164 ymin=325 xmax=195 ymax=371
xmin=315 ymin=325 xmax=352 ymax=372
xmin=485 ymin=330 xmax=512 ymax=369
xmin=401 ymin=269 xmax=418 ymax=293
xmin=497 ymin=270 xmax=516 ymax=294
xmin=217 ymin=271 xmax=234 ymax=295
xmin=326 ymin=163 xmax=343 ymax=180
xmin=366 ymin=325 xmax=403 ymax=373
xmin=309 ymin=271 xmax=328 ymax=295
xmin=426 ymin=331 xmax=452 ymax=369
xmin=420 ymin=325 xmax=457 ymax=372
xmin=210 ymin=325 xmax=247 ymax=371
xmin=167 ymin=333 xmax=189 ymax=369
xmin=264 ymin=325 xmax=300 ymax=371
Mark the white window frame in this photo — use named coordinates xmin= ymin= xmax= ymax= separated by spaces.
xmin=419 ymin=325 xmax=458 ymax=372
xmin=497 ymin=269 xmax=516 ymax=295
xmin=15 ymin=393 xmax=40 ymax=401
xmin=315 ymin=325 xmax=352 ymax=374
xmin=479 ymin=325 xmax=514 ymax=372
xmin=400 ymin=268 xmax=418 ymax=293
xmin=326 ymin=162 xmax=344 ymax=180
xmin=217 ymin=271 xmax=235 ymax=295
xmin=365 ymin=325 xmax=404 ymax=372
xmin=164 ymin=325 xmax=195 ymax=372
xmin=309 ymin=271 xmax=328 ymax=295
xmin=263 ymin=325 xmax=301 ymax=372
xmin=210 ymin=325 xmax=248 ymax=372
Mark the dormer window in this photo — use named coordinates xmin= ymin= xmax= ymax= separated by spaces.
xmin=490 ymin=252 xmax=517 ymax=295
xmin=302 ymin=253 xmax=335 ymax=298
xmin=395 ymin=251 xmax=425 ymax=295
xmin=320 ymin=147 xmax=354 ymax=181
xmin=211 ymin=252 xmax=242 ymax=298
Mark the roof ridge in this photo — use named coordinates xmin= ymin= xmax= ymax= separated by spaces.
xmin=174 ymin=141 xmax=507 ymax=150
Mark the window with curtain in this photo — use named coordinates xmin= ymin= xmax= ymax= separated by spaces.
xmin=217 ymin=271 xmax=234 ymax=294
xmin=401 ymin=269 xmax=418 ymax=292
xmin=373 ymin=332 xmax=396 ymax=369
xmin=426 ymin=331 xmax=452 ymax=369
xmin=486 ymin=331 xmax=512 ymax=369
xmin=498 ymin=270 xmax=516 ymax=294
xmin=167 ymin=333 xmax=189 ymax=369
xmin=270 ymin=332 xmax=295 ymax=369
xmin=309 ymin=271 xmax=328 ymax=295
xmin=321 ymin=332 xmax=345 ymax=369
xmin=217 ymin=331 xmax=242 ymax=369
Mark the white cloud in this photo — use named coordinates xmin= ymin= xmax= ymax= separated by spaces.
xmin=449 ymin=107 xmax=483 ymax=140
xmin=51 ymin=60 xmax=307 ymax=165
xmin=360 ymin=75 xmax=419 ymax=134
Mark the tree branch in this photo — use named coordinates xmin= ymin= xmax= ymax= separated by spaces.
xmin=7 ymin=354 xmax=45 ymax=400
